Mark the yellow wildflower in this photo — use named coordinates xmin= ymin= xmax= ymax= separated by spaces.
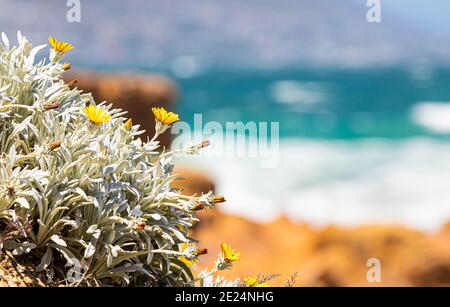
xmin=151 ymin=107 xmax=179 ymax=125
xmin=244 ymin=276 xmax=269 ymax=287
xmin=48 ymin=37 xmax=74 ymax=55
xmin=124 ymin=118 xmax=133 ymax=130
xmin=220 ymin=242 xmax=240 ymax=263
xmin=83 ymin=105 xmax=111 ymax=124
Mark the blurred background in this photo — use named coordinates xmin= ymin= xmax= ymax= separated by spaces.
xmin=3 ymin=0 xmax=450 ymax=285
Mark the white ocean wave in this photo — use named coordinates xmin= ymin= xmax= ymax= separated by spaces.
xmin=411 ymin=102 xmax=450 ymax=133
xmin=179 ymin=137 xmax=450 ymax=231
xmin=270 ymin=80 xmax=328 ymax=106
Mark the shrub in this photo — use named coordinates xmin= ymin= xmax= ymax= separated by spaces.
xmin=0 ymin=32 xmax=237 ymax=287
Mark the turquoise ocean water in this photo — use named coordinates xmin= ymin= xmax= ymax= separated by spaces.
xmin=172 ymin=67 xmax=450 ymax=140
xmin=167 ymin=67 xmax=450 ymax=230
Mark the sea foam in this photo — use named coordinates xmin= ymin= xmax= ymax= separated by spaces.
xmin=180 ymin=137 xmax=450 ymax=231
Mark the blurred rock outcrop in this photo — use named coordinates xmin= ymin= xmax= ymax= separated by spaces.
xmin=171 ymin=166 xmax=215 ymax=196
xmin=194 ymin=214 xmax=450 ymax=286
xmin=64 ymin=70 xmax=178 ymax=147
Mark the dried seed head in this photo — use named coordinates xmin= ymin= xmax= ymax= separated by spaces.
xmin=62 ymin=63 xmax=71 ymax=71
xmin=135 ymin=222 xmax=146 ymax=230
xmin=201 ymin=140 xmax=210 ymax=148
xmin=67 ymin=79 xmax=78 ymax=87
xmin=6 ymin=186 xmax=15 ymax=197
xmin=48 ymin=140 xmax=61 ymax=150
xmin=196 ymin=248 xmax=208 ymax=256
xmin=212 ymin=196 xmax=226 ymax=204
xmin=192 ymin=202 xmax=205 ymax=211
xmin=43 ymin=101 xmax=60 ymax=110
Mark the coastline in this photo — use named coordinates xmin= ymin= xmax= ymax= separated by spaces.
xmin=193 ymin=211 xmax=450 ymax=286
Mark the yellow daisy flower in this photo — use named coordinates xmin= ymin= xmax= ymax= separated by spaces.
xmin=48 ymin=37 xmax=74 ymax=55
xmin=243 ymin=276 xmax=269 ymax=287
xmin=83 ymin=105 xmax=111 ymax=125
xmin=220 ymin=242 xmax=240 ymax=263
xmin=151 ymin=107 xmax=179 ymax=125
xmin=124 ymin=118 xmax=133 ymax=130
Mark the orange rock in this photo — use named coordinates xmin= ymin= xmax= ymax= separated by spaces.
xmin=171 ymin=166 xmax=215 ymax=196
xmin=193 ymin=214 xmax=450 ymax=286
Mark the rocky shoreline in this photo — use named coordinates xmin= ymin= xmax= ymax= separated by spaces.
xmin=193 ymin=211 xmax=450 ymax=286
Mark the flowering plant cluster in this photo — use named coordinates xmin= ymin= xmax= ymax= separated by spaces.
xmin=0 ymin=32 xmax=252 ymax=287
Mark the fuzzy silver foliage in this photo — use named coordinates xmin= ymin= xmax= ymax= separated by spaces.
xmin=0 ymin=32 xmax=231 ymax=287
